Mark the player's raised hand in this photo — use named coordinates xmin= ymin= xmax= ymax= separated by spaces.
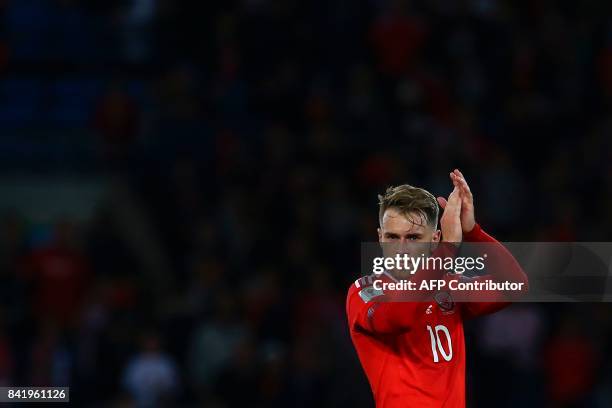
xmin=437 ymin=186 xmax=462 ymax=243
xmin=449 ymin=169 xmax=475 ymax=233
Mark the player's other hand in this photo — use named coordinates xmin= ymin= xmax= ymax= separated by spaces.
xmin=437 ymin=169 xmax=476 ymax=233
xmin=437 ymin=186 xmax=462 ymax=243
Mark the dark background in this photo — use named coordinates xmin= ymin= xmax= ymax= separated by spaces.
xmin=0 ymin=0 xmax=611 ymax=406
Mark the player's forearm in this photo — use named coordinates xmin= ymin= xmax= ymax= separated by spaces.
xmin=464 ymin=223 xmax=529 ymax=290
xmin=366 ymin=302 xmax=416 ymax=333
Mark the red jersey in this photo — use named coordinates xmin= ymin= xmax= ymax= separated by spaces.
xmin=346 ymin=224 xmax=528 ymax=407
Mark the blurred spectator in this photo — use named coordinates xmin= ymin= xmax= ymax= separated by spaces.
xmin=119 ymin=0 xmax=157 ymax=62
xmin=472 ymin=304 xmax=545 ymax=406
xmin=91 ymin=82 xmax=141 ymax=158
xmin=188 ymin=291 xmax=247 ymax=402
xmin=122 ymin=331 xmax=180 ymax=407
xmin=543 ymin=313 xmax=599 ymax=407
xmin=0 ymin=213 xmax=28 ymax=326
xmin=28 ymin=319 xmax=72 ymax=387
xmin=24 ymin=220 xmax=91 ymax=328
xmin=0 ymin=311 xmax=14 ymax=386
xmin=369 ymin=0 xmax=428 ymax=77
xmin=154 ymin=65 xmax=201 ymax=123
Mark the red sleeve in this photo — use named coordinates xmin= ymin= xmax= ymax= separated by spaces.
xmin=347 ymin=283 xmax=420 ymax=334
xmin=460 ymin=223 xmax=529 ymax=319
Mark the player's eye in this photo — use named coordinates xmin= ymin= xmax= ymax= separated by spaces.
xmin=407 ymin=235 xmax=420 ymax=240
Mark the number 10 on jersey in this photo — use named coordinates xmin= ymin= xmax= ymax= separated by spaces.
xmin=427 ymin=325 xmax=453 ymax=362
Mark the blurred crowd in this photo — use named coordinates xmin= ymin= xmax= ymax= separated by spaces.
xmin=1 ymin=0 xmax=612 ymax=406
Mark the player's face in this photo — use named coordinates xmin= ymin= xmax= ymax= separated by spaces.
xmin=378 ymin=208 xmax=440 ymax=261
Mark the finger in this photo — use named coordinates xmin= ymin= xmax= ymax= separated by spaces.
xmin=451 ymin=173 xmax=464 ymax=190
xmin=456 ymin=176 xmax=469 ymax=190
xmin=454 ymin=170 xmax=472 ymax=192
xmin=450 ymin=173 xmax=460 ymax=188
xmin=456 ymin=178 xmax=470 ymax=195
xmin=451 ymin=172 xmax=464 ymax=184
xmin=437 ymin=196 xmax=447 ymax=209
xmin=458 ymin=179 xmax=472 ymax=198
xmin=452 ymin=174 xmax=471 ymax=197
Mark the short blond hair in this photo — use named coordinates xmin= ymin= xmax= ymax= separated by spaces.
xmin=378 ymin=184 xmax=439 ymax=227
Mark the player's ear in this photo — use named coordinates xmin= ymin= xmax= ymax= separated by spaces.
xmin=377 ymin=227 xmax=383 ymax=242
xmin=432 ymin=229 xmax=441 ymax=243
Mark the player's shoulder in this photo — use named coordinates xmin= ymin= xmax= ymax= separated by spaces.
xmin=347 ymin=274 xmax=377 ymax=294
xmin=347 ymin=273 xmax=386 ymax=305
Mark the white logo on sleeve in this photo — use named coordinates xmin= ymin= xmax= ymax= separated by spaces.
xmin=358 ymin=286 xmax=384 ymax=303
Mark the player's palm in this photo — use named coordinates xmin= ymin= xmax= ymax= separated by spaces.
xmin=438 ymin=169 xmax=476 ymax=233
xmin=452 ymin=169 xmax=475 ymax=233
xmin=438 ymin=187 xmax=462 ymax=243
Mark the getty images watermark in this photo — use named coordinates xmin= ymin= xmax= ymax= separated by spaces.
xmin=360 ymin=242 xmax=612 ymax=302
xmin=370 ymin=251 xmax=526 ymax=292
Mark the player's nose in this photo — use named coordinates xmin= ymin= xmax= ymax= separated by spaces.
xmin=396 ymin=240 xmax=423 ymax=255
xmin=397 ymin=239 xmax=412 ymax=251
